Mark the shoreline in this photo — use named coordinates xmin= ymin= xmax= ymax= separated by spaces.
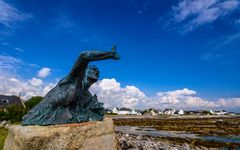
xmin=112 ymin=115 xmax=240 ymax=149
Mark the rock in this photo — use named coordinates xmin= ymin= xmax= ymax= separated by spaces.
xmin=0 ymin=120 xmax=7 ymax=126
xmin=4 ymin=117 xmax=120 ymax=150
xmin=136 ymin=135 xmax=142 ymax=140
xmin=170 ymin=147 xmax=178 ymax=150
xmin=0 ymin=120 xmax=11 ymax=129
xmin=183 ymin=143 xmax=191 ymax=150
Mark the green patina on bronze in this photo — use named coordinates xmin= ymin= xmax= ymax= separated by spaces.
xmin=22 ymin=46 xmax=120 ymax=125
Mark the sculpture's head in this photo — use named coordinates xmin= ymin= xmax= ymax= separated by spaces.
xmin=83 ymin=65 xmax=99 ymax=87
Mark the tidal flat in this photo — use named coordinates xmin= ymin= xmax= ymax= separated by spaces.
xmin=112 ymin=115 xmax=240 ymax=149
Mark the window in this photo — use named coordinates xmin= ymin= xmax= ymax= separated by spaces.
xmin=1 ymin=99 xmax=9 ymax=103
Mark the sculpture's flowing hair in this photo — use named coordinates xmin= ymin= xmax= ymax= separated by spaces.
xmin=87 ymin=65 xmax=98 ymax=70
xmin=86 ymin=65 xmax=99 ymax=73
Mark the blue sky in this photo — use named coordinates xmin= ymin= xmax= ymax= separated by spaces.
xmin=1 ymin=0 xmax=240 ymax=111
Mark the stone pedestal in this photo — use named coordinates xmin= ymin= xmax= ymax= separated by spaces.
xmin=4 ymin=117 xmax=120 ymax=150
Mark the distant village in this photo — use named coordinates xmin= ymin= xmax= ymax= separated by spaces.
xmin=0 ymin=94 xmax=239 ymax=116
xmin=106 ymin=107 xmax=239 ymax=116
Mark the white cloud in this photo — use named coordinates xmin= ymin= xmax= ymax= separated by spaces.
xmin=0 ymin=0 xmax=30 ymax=28
xmin=150 ymin=89 xmax=217 ymax=109
xmin=90 ymin=78 xmax=240 ymax=111
xmin=9 ymin=77 xmax=19 ymax=82
xmin=201 ymin=52 xmax=223 ymax=61
xmin=215 ymin=98 xmax=240 ymax=108
xmin=43 ymin=14 xmax=77 ymax=37
xmin=55 ymin=14 xmax=76 ymax=32
xmin=28 ymin=77 xmax=43 ymax=86
xmin=0 ymin=54 xmax=55 ymax=100
xmin=155 ymin=88 xmax=196 ymax=104
xmin=215 ymin=31 xmax=240 ymax=48
xmin=0 ymin=54 xmax=40 ymax=77
xmin=0 ymin=70 xmax=239 ymax=111
xmin=15 ymin=47 xmax=24 ymax=52
xmin=146 ymin=89 xmax=240 ymax=111
xmin=146 ymin=88 xmax=240 ymax=111
xmin=37 ymin=67 xmax=51 ymax=78
xmin=0 ymin=75 xmax=55 ymax=100
xmin=165 ymin=0 xmax=240 ymax=32
xmin=90 ymin=78 xmax=147 ymax=109
xmin=0 ymin=54 xmax=22 ymax=75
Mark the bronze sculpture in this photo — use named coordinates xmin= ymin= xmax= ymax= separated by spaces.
xmin=22 ymin=46 xmax=120 ymax=125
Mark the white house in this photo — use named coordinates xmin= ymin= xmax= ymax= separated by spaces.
xmin=105 ymin=109 xmax=113 ymax=114
xmin=150 ymin=109 xmax=158 ymax=116
xmin=158 ymin=110 xmax=164 ymax=115
xmin=209 ymin=109 xmax=215 ymax=115
xmin=164 ymin=109 xmax=176 ymax=115
xmin=112 ymin=107 xmax=141 ymax=115
xmin=178 ymin=109 xmax=184 ymax=115
xmin=112 ymin=107 xmax=119 ymax=114
xmin=209 ymin=110 xmax=228 ymax=115
xmin=215 ymin=110 xmax=227 ymax=115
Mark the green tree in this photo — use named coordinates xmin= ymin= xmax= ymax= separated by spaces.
xmin=202 ymin=110 xmax=211 ymax=115
xmin=25 ymin=96 xmax=43 ymax=110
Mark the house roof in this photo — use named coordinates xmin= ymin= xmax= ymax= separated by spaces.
xmin=0 ymin=95 xmax=23 ymax=108
xmin=113 ymin=107 xmax=119 ymax=110
xmin=119 ymin=108 xmax=132 ymax=111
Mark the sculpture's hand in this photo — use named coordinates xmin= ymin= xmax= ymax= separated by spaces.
xmin=111 ymin=45 xmax=120 ymax=60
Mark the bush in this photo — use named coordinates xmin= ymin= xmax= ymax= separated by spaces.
xmin=0 ymin=96 xmax=43 ymax=123
xmin=3 ymin=104 xmax=26 ymax=123
xmin=202 ymin=110 xmax=211 ymax=115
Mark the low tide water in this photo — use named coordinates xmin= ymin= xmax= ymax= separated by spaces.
xmin=115 ymin=126 xmax=240 ymax=144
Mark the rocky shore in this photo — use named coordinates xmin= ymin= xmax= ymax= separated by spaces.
xmin=113 ymin=115 xmax=240 ymax=150
xmin=115 ymin=131 xmax=221 ymax=150
xmin=116 ymin=131 xmax=191 ymax=150
xmin=113 ymin=115 xmax=240 ymax=136
xmin=116 ymin=130 xmax=240 ymax=150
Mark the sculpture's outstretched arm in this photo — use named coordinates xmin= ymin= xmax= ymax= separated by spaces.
xmin=69 ymin=46 xmax=120 ymax=79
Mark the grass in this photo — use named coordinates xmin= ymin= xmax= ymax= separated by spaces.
xmin=0 ymin=127 xmax=8 ymax=150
